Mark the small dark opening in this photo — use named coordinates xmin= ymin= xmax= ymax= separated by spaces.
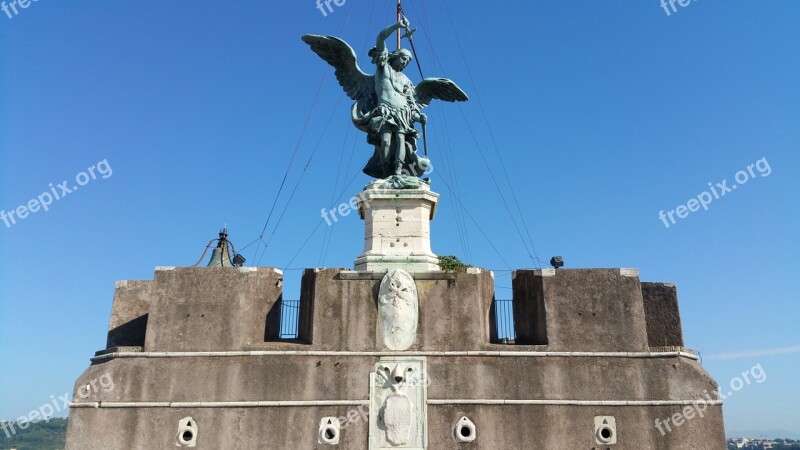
xmin=600 ymin=427 xmax=612 ymax=439
xmin=325 ymin=429 xmax=335 ymax=440
xmin=106 ymin=313 xmax=149 ymax=348
xmin=267 ymin=296 xmax=303 ymax=342
xmin=460 ymin=426 xmax=471 ymax=438
xmin=394 ymin=376 xmax=403 ymax=383
xmin=182 ymin=431 xmax=193 ymax=442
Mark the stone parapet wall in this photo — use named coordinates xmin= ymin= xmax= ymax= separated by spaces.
xmin=141 ymin=267 xmax=282 ymax=352
xmin=107 ymin=280 xmax=153 ymax=348
xmin=512 ymin=269 xmax=651 ymax=351
xmin=66 ymin=266 xmax=725 ymax=449
xmin=642 ymin=282 xmax=685 ymax=348
xmin=299 ymin=268 xmax=495 ymax=351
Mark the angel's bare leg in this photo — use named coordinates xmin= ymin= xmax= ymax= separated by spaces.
xmin=394 ymin=133 xmax=406 ymax=176
xmin=380 ymin=132 xmax=392 ymax=169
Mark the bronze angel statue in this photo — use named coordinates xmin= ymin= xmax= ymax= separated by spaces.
xmin=302 ymin=18 xmax=468 ymax=188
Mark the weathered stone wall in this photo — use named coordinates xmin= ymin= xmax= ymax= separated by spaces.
xmin=67 ymin=353 xmax=723 ymax=449
xmin=299 ymin=268 xmax=494 ymax=351
xmin=70 ymin=354 xmax=718 ymax=406
xmin=143 ymin=267 xmax=283 ymax=351
xmin=512 ymin=269 xmax=650 ymax=351
xmin=66 ymin=403 xmax=724 ymax=450
xmin=106 ymin=280 xmax=152 ymax=348
xmin=66 ymin=266 xmax=726 ymax=449
xmin=642 ymin=282 xmax=685 ymax=347
xmin=66 ymin=406 xmax=370 ymax=449
xmin=427 ymin=404 xmax=724 ymax=449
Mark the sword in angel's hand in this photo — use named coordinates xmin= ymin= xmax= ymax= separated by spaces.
xmin=402 ymin=24 xmax=424 ymax=79
xmin=401 ymin=21 xmax=429 ymax=156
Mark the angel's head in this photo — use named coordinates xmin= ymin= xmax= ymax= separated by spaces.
xmin=389 ymin=48 xmax=413 ymax=71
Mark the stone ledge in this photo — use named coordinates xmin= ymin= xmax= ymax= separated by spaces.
xmin=70 ymin=398 xmax=722 ymax=409
xmin=71 ymin=400 xmax=370 ymax=409
xmin=649 ymin=345 xmax=692 ymax=353
xmin=427 ymin=399 xmax=722 ymax=406
xmin=114 ymin=280 xmax=150 ymax=288
xmin=94 ymin=346 xmax=143 ymax=357
xmin=90 ymin=350 xmax=699 ymax=363
xmin=335 ymin=270 xmax=456 ymax=281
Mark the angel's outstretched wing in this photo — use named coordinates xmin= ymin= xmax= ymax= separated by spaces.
xmin=301 ymin=35 xmax=374 ymax=101
xmin=415 ymin=78 xmax=469 ymax=108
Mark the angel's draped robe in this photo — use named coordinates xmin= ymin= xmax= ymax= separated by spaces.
xmin=352 ymin=46 xmax=428 ymax=180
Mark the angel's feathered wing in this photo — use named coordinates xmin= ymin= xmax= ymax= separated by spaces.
xmin=301 ymin=35 xmax=375 ymax=102
xmin=415 ymin=78 xmax=469 ymax=108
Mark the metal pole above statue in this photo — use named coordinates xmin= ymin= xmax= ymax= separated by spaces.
xmin=396 ymin=0 xmax=402 ymax=50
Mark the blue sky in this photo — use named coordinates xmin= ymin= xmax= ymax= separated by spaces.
xmin=1 ymin=0 xmax=798 ymax=437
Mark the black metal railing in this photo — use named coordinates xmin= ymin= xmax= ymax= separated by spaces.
xmin=279 ymin=300 xmax=301 ymax=339
xmin=277 ymin=298 xmax=516 ymax=343
xmin=493 ymin=299 xmax=516 ymax=343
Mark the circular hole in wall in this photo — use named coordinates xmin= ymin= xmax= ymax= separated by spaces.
xmin=182 ymin=430 xmax=193 ymax=443
xmin=460 ymin=426 xmax=472 ymax=438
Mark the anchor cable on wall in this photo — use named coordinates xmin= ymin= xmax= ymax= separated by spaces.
xmin=407 ymin=0 xmax=545 ymax=268
xmin=440 ymin=0 xmax=545 ymax=268
xmin=319 ymin=0 xmax=379 ymax=266
xmin=256 ymin=92 xmax=346 ymax=266
xmin=242 ymin=0 xmax=357 ymax=265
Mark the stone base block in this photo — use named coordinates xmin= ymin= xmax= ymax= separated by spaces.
xmin=354 ymin=253 xmax=440 ymax=272
xmin=355 ymin=183 xmax=440 ymax=272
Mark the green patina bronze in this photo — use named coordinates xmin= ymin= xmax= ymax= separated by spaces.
xmin=302 ymin=18 xmax=468 ymax=188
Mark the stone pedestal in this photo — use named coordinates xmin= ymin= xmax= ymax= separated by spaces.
xmin=354 ymin=182 xmax=440 ymax=272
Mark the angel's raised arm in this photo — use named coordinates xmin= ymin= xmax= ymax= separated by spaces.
xmin=375 ymin=18 xmax=410 ymax=54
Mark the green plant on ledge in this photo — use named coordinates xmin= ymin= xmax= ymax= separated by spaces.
xmin=438 ymin=255 xmax=471 ymax=283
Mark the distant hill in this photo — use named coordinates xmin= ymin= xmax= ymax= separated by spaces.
xmin=728 ymin=429 xmax=800 ymax=440
xmin=0 ymin=418 xmax=67 ymax=450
